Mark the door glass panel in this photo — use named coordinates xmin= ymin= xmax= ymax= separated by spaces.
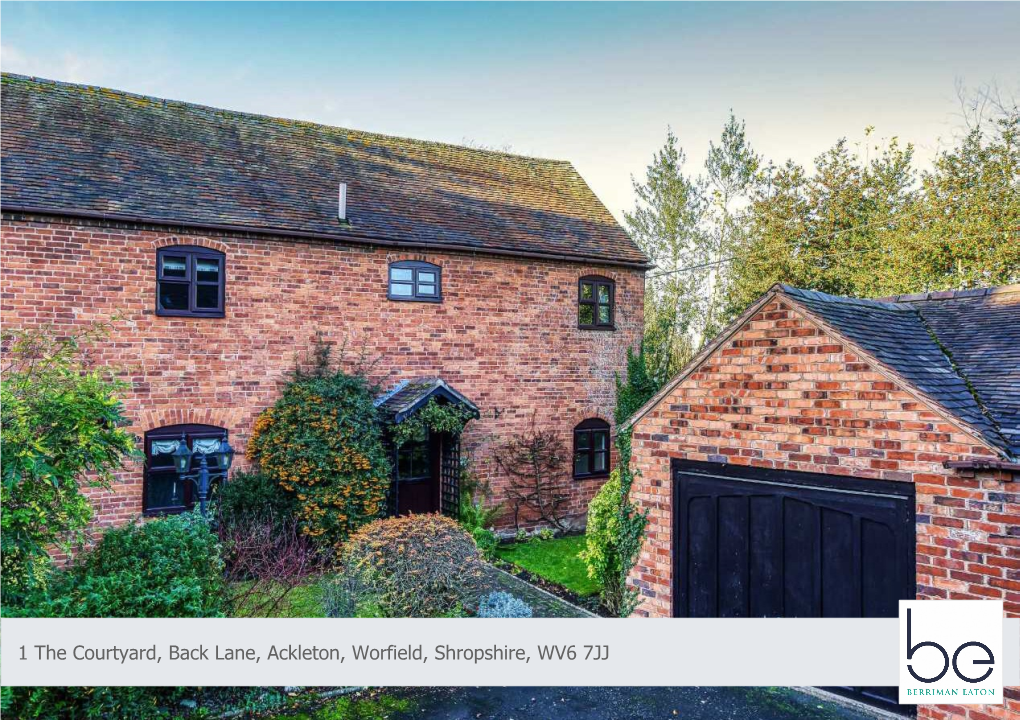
xmin=159 ymin=282 xmax=189 ymax=310
xmin=196 ymin=284 xmax=219 ymax=309
xmin=579 ymin=305 xmax=594 ymax=325
xmin=390 ymin=268 xmax=413 ymax=282
xmin=195 ymin=259 xmax=220 ymax=283
xmin=161 ymin=256 xmax=187 ymax=278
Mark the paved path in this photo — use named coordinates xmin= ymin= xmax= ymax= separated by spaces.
xmin=386 ymin=687 xmax=878 ymax=720
xmin=472 ymin=566 xmax=594 ymax=618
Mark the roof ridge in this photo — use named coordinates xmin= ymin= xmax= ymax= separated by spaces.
xmin=777 ymin=284 xmax=915 ymax=311
xmin=876 ymin=283 xmax=1020 ymax=303
xmin=0 ymin=72 xmax=574 ymax=167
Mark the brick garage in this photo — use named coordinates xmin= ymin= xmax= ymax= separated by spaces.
xmin=1 ymin=74 xmax=648 ymax=531
xmin=625 ymin=284 xmax=1019 ymax=720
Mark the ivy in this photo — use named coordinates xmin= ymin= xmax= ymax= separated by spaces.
xmin=390 ymin=398 xmax=473 ymax=448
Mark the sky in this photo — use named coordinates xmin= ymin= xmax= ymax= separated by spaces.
xmin=2 ymin=2 xmax=1018 ymax=222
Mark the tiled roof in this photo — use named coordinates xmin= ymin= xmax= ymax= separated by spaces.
xmin=890 ymin=286 xmax=1020 ymax=457
xmin=374 ymin=378 xmax=480 ymax=424
xmin=782 ymin=285 xmax=1019 ymax=458
xmin=0 ymin=74 xmax=649 ymax=267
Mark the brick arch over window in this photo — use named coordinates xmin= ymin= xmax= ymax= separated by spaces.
xmin=151 ymin=235 xmax=231 ymax=254
xmin=137 ymin=407 xmax=244 ymax=438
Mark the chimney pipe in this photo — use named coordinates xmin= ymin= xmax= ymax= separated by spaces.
xmin=338 ymin=183 xmax=348 ymax=222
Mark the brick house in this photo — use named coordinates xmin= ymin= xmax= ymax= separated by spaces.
xmin=0 ymin=73 xmax=648 ymax=530
xmin=624 ymin=283 xmax=1019 ymax=718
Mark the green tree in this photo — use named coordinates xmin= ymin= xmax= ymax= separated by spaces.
xmin=624 ymin=128 xmax=708 ymax=383
xmin=704 ymin=113 xmax=761 ymax=337
xmin=1 ymin=326 xmax=139 ymax=602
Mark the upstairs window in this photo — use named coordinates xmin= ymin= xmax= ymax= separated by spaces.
xmin=156 ymin=246 xmax=225 ymax=317
xmin=144 ymin=424 xmax=227 ymax=514
xmin=573 ymin=418 xmax=610 ymax=479
xmin=388 ymin=261 xmax=442 ymax=302
xmin=578 ymin=276 xmax=614 ymax=329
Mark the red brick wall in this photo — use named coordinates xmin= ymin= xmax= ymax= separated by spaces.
xmin=628 ymin=297 xmax=1018 ymax=720
xmin=1 ymin=213 xmax=644 ymax=531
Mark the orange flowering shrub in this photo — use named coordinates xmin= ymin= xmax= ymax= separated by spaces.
xmin=247 ymin=366 xmax=391 ymax=549
xmin=334 ymin=514 xmax=484 ymax=617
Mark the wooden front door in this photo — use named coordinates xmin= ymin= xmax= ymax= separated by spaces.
xmin=394 ymin=432 xmax=440 ymax=515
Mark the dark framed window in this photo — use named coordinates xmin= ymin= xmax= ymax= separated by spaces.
xmin=156 ymin=246 xmax=225 ymax=317
xmin=144 ymin=423 xmax=227 ymax=514
xmin=573 ymin=418 xmax=610 ymax=479
xmin=578 ymin=276 xmax=614 ymax=329
xmin=388 ymin=261 xmax=441 ymax=302
xmin=396 ymin=426 xmax=431 ymax=481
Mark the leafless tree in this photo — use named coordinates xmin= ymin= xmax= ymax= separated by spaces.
xmin=494 ymin=414 xmax=570 ymax=531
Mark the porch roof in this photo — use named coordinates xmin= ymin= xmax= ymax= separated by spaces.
xmin=374 ymin=377 xmax=480 ymax=424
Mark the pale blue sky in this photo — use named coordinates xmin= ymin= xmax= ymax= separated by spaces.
xmin=2 ymin=2 xmax=1017 ymax=221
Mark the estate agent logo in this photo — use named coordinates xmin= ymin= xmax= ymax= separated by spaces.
xmin=899 ymin=600 xmax=1003 ymax=704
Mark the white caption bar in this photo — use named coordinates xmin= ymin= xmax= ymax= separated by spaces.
xmin=2 ymin=618 xmax=1018 ymax=688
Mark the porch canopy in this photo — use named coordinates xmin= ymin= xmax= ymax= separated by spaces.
xmin=374 ymin=377 xmax=480 ymax=424
xmin=375 ymin=378 xmax=480 ymax=517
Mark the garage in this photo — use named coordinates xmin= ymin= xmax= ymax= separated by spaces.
xmin=672 ymin=459 xmax=915 ymax=619
xmin=624 ymin=284 xmax=1019 ymax=720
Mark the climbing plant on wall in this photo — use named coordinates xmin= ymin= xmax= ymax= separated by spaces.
xmin=390 ymin=399 xmax=473 ymax=448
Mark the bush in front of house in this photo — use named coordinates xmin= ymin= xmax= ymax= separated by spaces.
xmin=247 ymin=340 xmax=391 ymax=549
xmin=0 ymin=326 xmax=139 ymax=605
xmin=328 ymin=514 xmax=484 ymax=618
xmin=21 ymin=512 xmax=225 ymax=619
xmin=477 ymin=591 xmax=533 ymax=618
xmin=217 ymin=469 xmax=298 ymax=528
xmin=580 ymin=432 xmax=647 ymax=617
xmin=472 ymin=527 xmax=499 ymax=562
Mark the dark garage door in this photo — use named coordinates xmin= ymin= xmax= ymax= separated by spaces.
xmin=673 ymin=459 xmax=915 ymax=710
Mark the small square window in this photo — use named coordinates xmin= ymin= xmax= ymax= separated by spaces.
xmin=156 ymin=247 xmax=225 ymax=317
xmin=388 ymin=262 xmax=442 ymax=302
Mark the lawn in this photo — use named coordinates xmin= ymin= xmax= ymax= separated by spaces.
xmin=494 ymin=535 xmax=598 ymax=597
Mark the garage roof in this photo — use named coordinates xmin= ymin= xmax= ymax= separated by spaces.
xmin=625 ymin=284 xmax=1020 ymax=460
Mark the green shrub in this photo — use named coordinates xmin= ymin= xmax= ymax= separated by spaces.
xmin=5 ymin=686 xmax=190 ymax=720
xmin=23 ymin=512 xmax=225 ymax=618
xmin=217 ymin=469 xmax=296 ymax=528
xmin=1 ymin=326 xmax=138 ymax=603
xmin=332 ymin=514 xmax=483 ymax=618
xmin=580 ymin=432 xmax=647 ymax=617
xmin=472 ymin=527 xmax=498 ymax=562
xmin=457 ymin=460 xmax=502 ymax=532
xmin=248 ymin=341 xmax=391 ymax=549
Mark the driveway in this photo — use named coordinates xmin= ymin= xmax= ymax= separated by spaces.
xmin=386 ymin=686 xmax=882 ymax=720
